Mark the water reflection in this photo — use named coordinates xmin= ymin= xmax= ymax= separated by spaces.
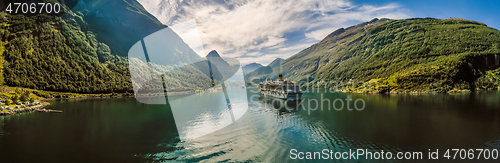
xmin=0 ymin=89 xmax=499 ymax=162
xmin=159 ymin=89 xmax=500 ymax=162
xmin=258 ymin=95 xmax=302 ymax=114
xmin=303 ymin=90 xmax=500 ymax=149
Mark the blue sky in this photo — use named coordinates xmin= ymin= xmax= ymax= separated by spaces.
xmin=353 ymin=0 xmax=500 ymax=30
xmin=138 ymin=0 xmax=500 ymax=65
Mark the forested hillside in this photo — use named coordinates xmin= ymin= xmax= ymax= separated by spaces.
xmin=247 ymin=18 xmax=500 ymax=92
xmin=0 ymin=0 xmax=209 ymax=93
xmin=0 ymin=10 xmax=130 ymax=93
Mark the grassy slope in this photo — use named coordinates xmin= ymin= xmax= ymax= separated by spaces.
xmin=251 ymin=18 xmax=500 ymax=93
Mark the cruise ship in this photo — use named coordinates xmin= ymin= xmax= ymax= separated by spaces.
xmin=259 ymin=74 xmax=302 ymax=101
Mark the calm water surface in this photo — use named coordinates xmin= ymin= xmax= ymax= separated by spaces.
xmin=0 ymin=89 xmax=499 ymax=162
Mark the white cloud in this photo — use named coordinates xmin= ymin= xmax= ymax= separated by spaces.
xmin=245 ymin=52 xmax=262 ymax=57
xmin=138 ymin=0 xmax=410 ymax=64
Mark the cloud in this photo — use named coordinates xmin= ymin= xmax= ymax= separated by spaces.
xmin=138 ymin=0 xmax=410 ymax=64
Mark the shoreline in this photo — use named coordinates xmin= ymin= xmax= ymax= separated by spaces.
xmin=2 ymin=88 xmax=497 ymax=116
xmin=0 ymin=90 xmax=205 ymax=116
xmin=38 ymin=94 xmax=135 ymax=102
xmin=342 ymin=88 xmax=496 ymax=94
xmin=291 ymin=87 xmax=496 ymax=94
xmin=0 ymin=93 xmax=136 ymax=116
xmin=0 ymin=102 xmax=50 ymax=116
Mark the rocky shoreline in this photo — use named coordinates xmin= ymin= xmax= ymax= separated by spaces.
xmin=0 ymin=92 xmax=136 ymax=116
xmin=0 ymin=103 xmax=50 ymax=116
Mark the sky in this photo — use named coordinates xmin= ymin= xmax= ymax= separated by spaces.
xmin=137 ymin=0 xmax=500 ymax=66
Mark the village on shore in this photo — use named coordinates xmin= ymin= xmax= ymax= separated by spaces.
xmin=0 ymin=88 xmax=50 ymax=116
xmin=0 ymin=96 xmax=48 ymax=116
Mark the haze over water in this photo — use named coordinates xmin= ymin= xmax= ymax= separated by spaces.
xmin=0 ymin=89 xmax=499 ymax=162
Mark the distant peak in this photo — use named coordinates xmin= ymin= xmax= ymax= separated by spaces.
xmin=247 ymin=62 xmax=261 ymax=65
xmin=206 ymin=50 xmax=221 ymax=57
xmin=268 ymin=57 xmax=285 ymax=68
xmin=326 ymin=28 xmax=345 ymax=38
xmin=368 ymin=18 xmax=379 ymax=23
xmin=243 ymin=63 xmax=263 ymax=68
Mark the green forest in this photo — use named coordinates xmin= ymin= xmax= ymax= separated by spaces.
xmin=0 ymin=11 xmax=132 ymax=93
xmin=246 ymin=18 xmax=500 ymax=93
xmin=0 ymin=0 xmax=213 ymax=95
xmin=2 ymin=0 xmax=500 ymax=95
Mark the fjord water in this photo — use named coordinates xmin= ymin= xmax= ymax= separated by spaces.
xmin=0 ymin=89 xmax=499 ymax=162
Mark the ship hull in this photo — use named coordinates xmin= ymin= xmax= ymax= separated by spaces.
xmin=261 ymin=90 xmax=302 ymax=101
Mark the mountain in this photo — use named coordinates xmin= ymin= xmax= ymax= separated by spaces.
xmin=248 ymin=18 xmax=500 ymax=93
xmin=77 ymin=0 xmax=167 ymax=57
xmin=130 ymin=49 xmax=239 ymax=93
xmin=244 ymin=58 xmax=283 ymax=84
xmin=244 ymin=66 xmax=273 ymax=84
xmin=206 ymin=50 xmax=239 ymax=80
xmin=206 ymin=50 xmax=230 ymax=67
xmin=242 ymin=63 xmax=263 ymax=74
xmin=0 ymin=0 xmax=208 ymax=94
xmin=268 ymin=58 xmax=285 ymax=68
xmin=206 ymin=50 xmax=221 ymax=58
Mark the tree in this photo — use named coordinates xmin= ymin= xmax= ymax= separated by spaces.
xmin=29 ymin=97 xmax=35 ymax=104
xmin=11 ymin=94 xmax=18 ymax=104
xmin=19 ymin=90 xmax=30 ymax=103
xmin=5 ymin=99 xmax=10 ymax=105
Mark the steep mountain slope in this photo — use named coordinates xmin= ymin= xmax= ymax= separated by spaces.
xmin=242 ymin=63 xmax=263 ymax=74
xmin=244 ymin=58 xmax=283 ymax=84
xmin=0 ymin=0 xmax=207 ymax=94
xmin=206 ymin=50 xmax=229 ymax=66
xmin=244 ymin=66 xmax=273 ymax=83
xmin=256 ymin=18 xmax=500 ymax=92
xmin=130 ymin=49 xmax=242 ymax=93
xmin=267 ymin=58 xmax=284 ymax=68
xmin=77 ymin=0 xmax=167 ymax=57
xmin=206 ymin=50 xmax=239 ymax=80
